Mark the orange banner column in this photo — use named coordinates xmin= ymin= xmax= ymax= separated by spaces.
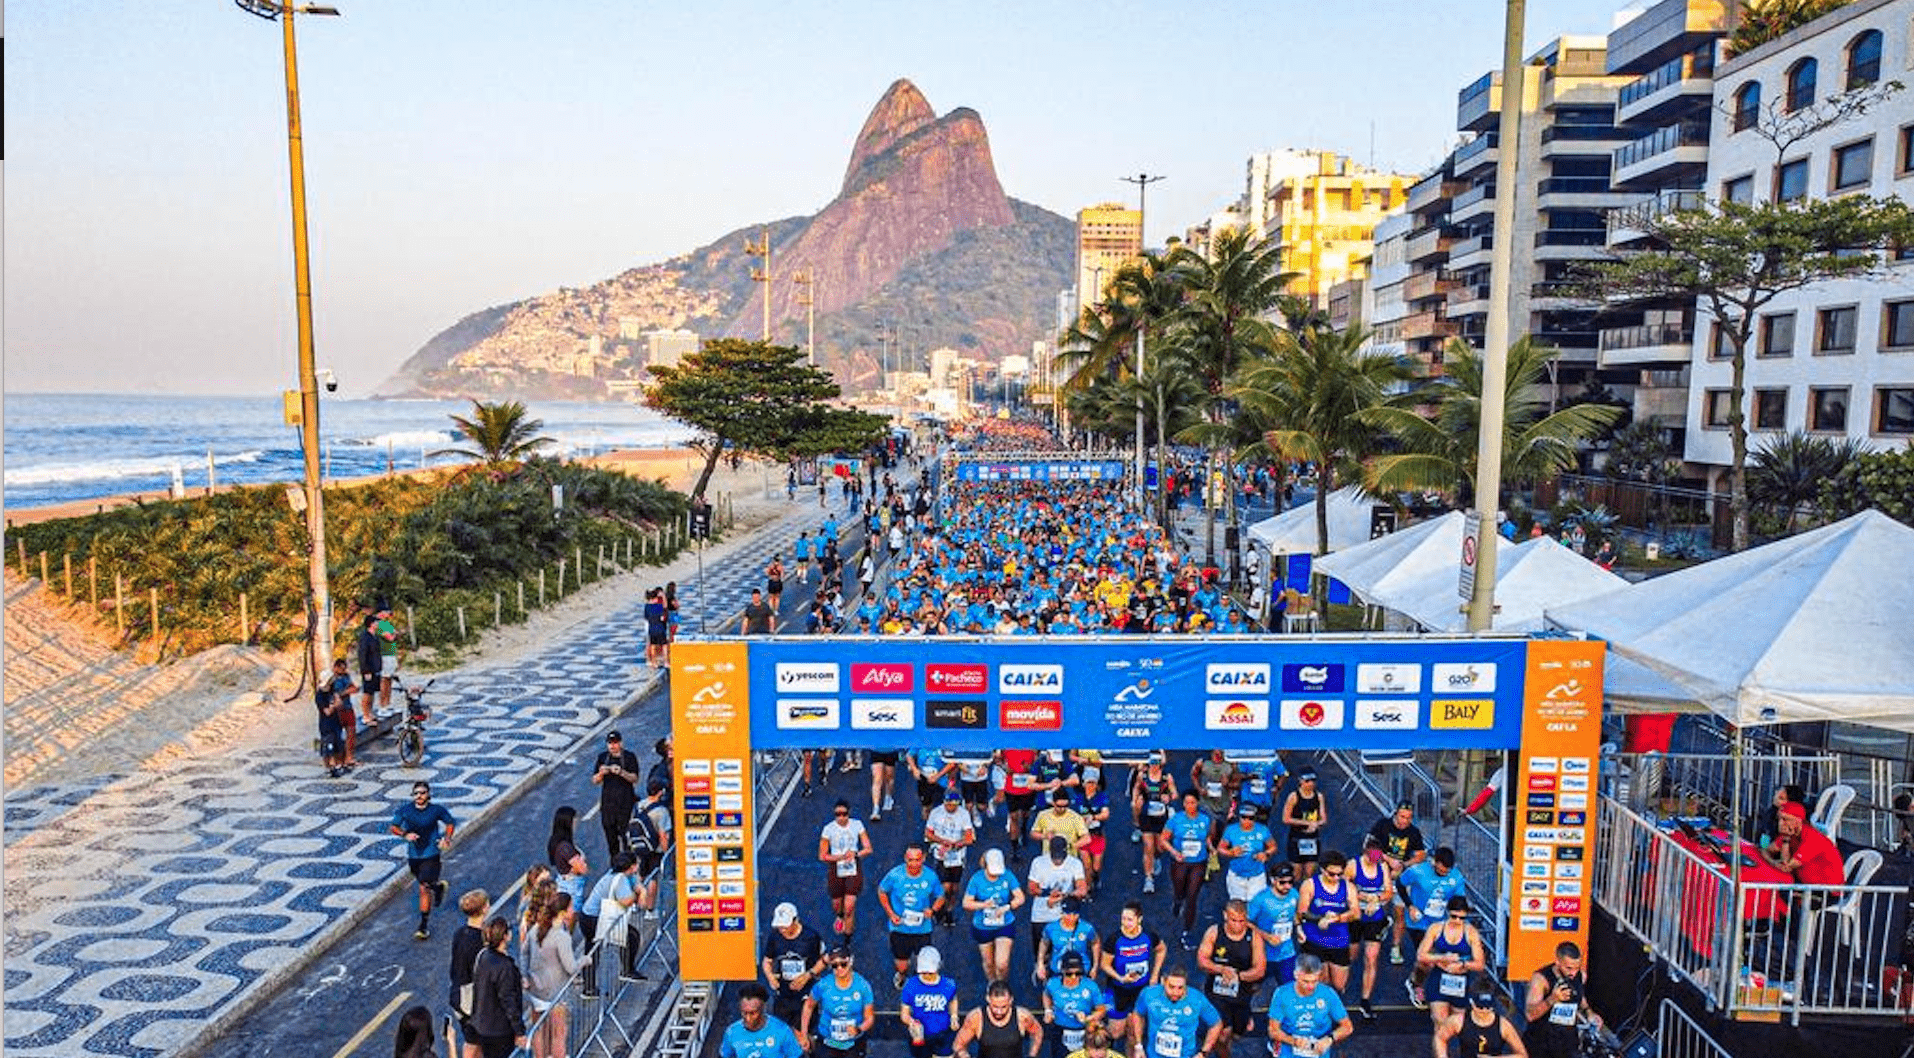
xmin=670 ymin=641 xmax=758 ymax=980
xmin=1506 ymin=639 xmax=1606 ymax=979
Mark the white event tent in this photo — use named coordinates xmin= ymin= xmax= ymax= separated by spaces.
xmin=1311 ymin=510 xmax=1467 ymax=606
xmin=1243 ymin=487 xmax=1379 ymax=555
xmin=1386 ymin=535 xmax=1626 ymax=632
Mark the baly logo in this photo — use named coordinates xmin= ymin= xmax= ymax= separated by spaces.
xmin=1280 ymin=663 xmax=1344 ymax=694
xmin=1432 ymin=663 xmax=1497 ymax=692
xmin=1206 ymin=664 xmax=1271 ymax=694
xmin=999 ymin=665 xmax=1063 ymax=695
xmin=851 ymin=698 xmax=914 ymax=730
xmin=1204 ymin=699 xmax=1270 ymax=730
xmin=775 ymin=663 xmax=840 ymax=694
xmin=851 ymin=663 xmax=914 ymax=693
xmin=1431 ymin=699 xmax=1495 ymax=729
xmin=1353 ymin=699 xmax=1419 ymax=731
xmin=1000 ymin=700 xmax=1062 ymax=731
xmin=927 ymin=700 xmax=987 ymax=729
xmin=684 ymin=811 xmax=712 ymax=828
xmin=926 ymin=664 xmax=988 ymax=693
xmin=1279 ymin=699 xmax=1346 ymax=731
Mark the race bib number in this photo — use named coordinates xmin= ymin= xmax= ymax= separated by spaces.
xmin=1550 ymin=1001 xmax=1579 ymax=1026
xmin=1269 ymin=919 xmax=1294 ymax=944
xmin=835 ymin=857 xmax=858 ymax=878
xmin=830 ymin=1017 xmax=856 ymax=1042
xmin=1063 ymin=1028 xmax=1086 ymax=1051
xmin=1154 ymin=1027 xmax=1186 ymax=1057
xmin=1181 ymin=839 xmax=1204 ymax=859
xmin=1212 ymin=974 xmax=1239 ymax=998
xmin=901 ymin=909 xmax=924 ymax=928
xmin=1248 ymin=777 xmax=1268 ymax=795
xmin=942 ymin=847 xmax=965 ymax=867
xmin=1146 ymin=801 xmax=1169 ymax=817
xmin=1424 ymin=898 xmax=1447 ymax=919
xmin=1359 ymin=893 xmax=1382 ymax=915
xmin=1297 ymin=838 xmax=1318 ymax=856
xmin=1204 ymin=781 xmax=1224 ymax=799
xmin=779 ymin=956 xmax=805 ymax=980
xmin=1440 ymin=972 xmax=1468 ymax=997
xmin=983 ymin=905 xmax=1007 ymax=927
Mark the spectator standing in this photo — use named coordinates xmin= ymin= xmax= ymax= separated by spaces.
xmin=356 ymin=614 xmax=383 ymax=724
xmin=630 ymin=778 xmax=673 ymax=918
xmin=1521 ymin=942 xmax=1599 ymax=1058
xmin=591 ymin=731 xmax=641 ymax=858
xmin=390 ymin=781 xmax=456 ymax=941
xmin=392 ymin=1005 xmax=437 ymax=1058
xmin=373 ymin=603 xmax=402 ymax=710
xmin=546 ymin=806 xmax=590 ymax=912
xmin=316 ymin=688 xmax=347 ymax=779
xmin=524 ymin=892 xmax=577 ymax=1058
xmin=448 ymin=889 xmax=491 ymax=1058
xmin=328 ymin=660 xmax=361 ymax=772
xmin=643 ymin=588 xmax=669 ymax=667
xmin=468 ymin=918 xmax=528 ymax=1058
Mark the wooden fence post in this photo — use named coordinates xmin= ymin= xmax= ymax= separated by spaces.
xmin=115 ymin=573 xmax=125 ymax=634
xmin=575 ymin=546 xmax=584 ymax=588
xmin=40 ymin=552 xmax=49 ymax=587
xmin=89 ymin=556 xmax=99 ymax=608
xmin=406 ymin=606 xmax=417 ymax=650
xmin=457 ymin=606 xmax=467 ymax=641
xmin=240 ymin=592 xmax=249 ymax=644
xmin=598 ymin=544 xmax=605 ymax=578
xmin=557 ymin=559 xmax=567 ymax=597
xmin=518 ymin=581 xmax=526 ymax=614
xmin=15 ymin=538 xmax=24 ymax=576
xmin=538 ymin=570 xmax=546 ymax=607
xmin=64 ymin=554 xmax=73 ymax=597
xmin=149 ymin=588 xmax=159 ymax=637
xmin=494 ymin=591 xmax=502 ymax=627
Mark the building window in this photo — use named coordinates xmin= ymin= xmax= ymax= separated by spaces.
xmin=1709 ymin=321 xmax=1738 ymax=359
xmin=1753 ymin=388 xmax=1789 ymax=430
xmin=1760 ymin=312 xmax=1796 ymax=357
xmin=1846 ymin=30 xmax=1883 ymax=88
xmin=1776 ymin=158 xmax=1810 ymax=202
xmin=1817 ymin=305 xmax=1858 ymax=354
xmin=1885 ymin=299 xmax=1914 ymax=348
xmin=1722 ymin=174 xmax=1755 ymax=203
xmin=1878 ymin=387 xmax=1914 ymax=434
xmin=1832 ymin=138 xmax=1874 ymax=191
xmin=1810 ymin=387 xmax=1849 ymax=432
xmin=1733 ymin=81 xmax=1762 ymax=131
xmin=1786 ymin=58 xmax=1817 ymax=112
xmin=1901 ymin=125 xmax=1914 ymax=176
xmin=1704 ymin=389 xmax=1734 ymax=427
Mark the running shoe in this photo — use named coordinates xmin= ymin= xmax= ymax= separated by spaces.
xmin=414 ymin=927 xmax=430 ymax=941
xmin=883 ymin=797 xmax=895 ymax=812
xmin=434 ymin=880 xmax=449 ymax=908
xmin=1142 ymin=876 xmax=1156 ymax=894
xmin=894 ymin=972 xmax=906 ymax=989
xmin=1358 ymin=998 xmax=1374 ymax=1021
xmin=1406 ymin=981 xmax=1427 ymax=1009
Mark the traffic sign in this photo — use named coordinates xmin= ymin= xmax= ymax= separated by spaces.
xmin=1459 ymin=510 xmax=1482 ymax=600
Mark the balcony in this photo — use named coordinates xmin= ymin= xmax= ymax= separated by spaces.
xmin=1452 ymin=133 xmax=1499 ymax=177
xmin=1605 ymin=0 xmax=1730 ymax=75
xmin=1447 ymin=233 xmax=1495 ymax=271
xmin=1540 ymin=123 xmax=1632 ymax=159
xmin=1600 ymin=320 xmax=1696 ymax=366
xmin=1449 ymin=182 xmax=1497 ymax=223
xmin=1531 ymin=279 xmax=1596 ymax=310
xmin=1402 ymin=270 xmax=1457 ymax=303
xmin=1536 ymin=176 xmax=1635 ymax=210
xmin=1400 ymin=309 xmax=1453 ymax=341
xmin=1534 ymin=228 xmax=1611 ymax=261
xmin=1456 ymin=71 xmax=1501 ymax=132
xmin=1446 ymin=283 xmax=1491 ymax=317
xmin=1632 ymin=383 xmax=1690 ymax=422
xmin=1613 ymin=121 xmax=1711 ymax=187
xmin=1405 ymin=225 xmax=1458 ymax=263
xmin=1606 ymin=188 xmax=1707 ymax=245
xmin=1617 ymin=50 xmax=1716 ymax=124
xmin=1406 ymin=174 xmax=1465 ymax=214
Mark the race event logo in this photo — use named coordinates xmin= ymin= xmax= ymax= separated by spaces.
xmin=1356 ymin=663 xmax=1422 ymax=695
xmin=999 ymin=664 xmax=1063 ymax=695
xmin=1353 ymin=699 xmax=1419 ymax=731
xmin=1204 ymin=699 xmax=1270 ymax=730
xmin=925 ymin=664 xmax=988 ymax=694
xmin=1432 ymin=662 xmax=1496 ymax=693
xmin=1279 ymin=699 xmax=1346 ymax=731
xmin=776 ymin=663 xmax=840 ymax=694
xmin=851 ymin=698 xmax=914 ymax=730
xmin=1430 ymin=698 xmax=1494 ymax=729
xmin=1000 ymin=700 xmax=1062 ymax=731
xmin=1280 ymin=663 xmax=1344 ymax=694
xmin=851 ymin=663 xmax=914 ymax=693
xmin=1205 ymin=663 xmax=1270 ymax=694
xmin=1114 ymin=679 xmax=1154 ymax=702
xmin=927 ymin=700 xmax=987 ymax=729
xmin=776 ymin=699 xmax=840 ymax=730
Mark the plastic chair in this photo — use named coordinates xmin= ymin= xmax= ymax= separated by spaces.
xmin=1811 ymin=848 xmax=1883 ymax=950
xmin=1810 ymin=783 xmax=1856 ymax=837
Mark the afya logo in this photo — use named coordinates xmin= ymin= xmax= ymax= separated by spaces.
xmin=1432 ymin=663 xmax=1496 ymax=693
xmin=776 ymin=663 xmax=840 ymax=694
xmin=851 ymin=663 xmax=914 ymax=693
xmin=1205 ymin=664 xmax=1270 ymax=693
xmin=1280 ymin=663 xmax=1344 ymax=693
xmin=1204 ymin=699 xmax=1270 ymax=730
xmin=998 ymin=664 xmax=1063 ymax=695
xmin=925 ymin=664 xmax=988 ymax=693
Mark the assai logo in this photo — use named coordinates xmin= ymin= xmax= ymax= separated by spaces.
xmin=851 ymin=698 xmax=914 ymax=730
xmin=927 ymin=700 xmax=986 ymax=730
xmin=926 ymin=664 xmax=988 ymax=693
xmin=999 ymin=665 xmax=1063 ymax=695
xmin=1281 ymin=663 xmax=1344 ymax=694
xmin=776 ymin=699 xmax=840 ymax=730
xmin=1204 ymin=699 xmax=1270 ymax=730
xmin=1205 ymin=664 xmax=1270 ymax=694
xmin=1431 ymin=699 xmax=1495 ymax=729
xmin=851 ymin=663 xmax=914 ymax=693
xmin=1353 ymin=699 xmax=1419 ymax=731
xmin=776 ymin=663 xmax=840 ymax=694
xmin=1356 ymin=663 xmax=1422 ymax=695
xmin=1279 ymin=699 xmax=1346 ymax=731
xmin=1432 ymin=663 xmax=1497 ymax=693
xmin=1000 ymin=701 xmax=1062 ymax=731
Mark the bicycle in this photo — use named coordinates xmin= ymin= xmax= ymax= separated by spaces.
xmin=390 ymin=677 xmax=435 ymax=766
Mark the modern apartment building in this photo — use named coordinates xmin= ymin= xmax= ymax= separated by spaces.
xmin=1400 ymin=159 xmax=1464 ymax=373
xmin=1073 ymin=203 xmax=1142 ymax=321
xmin=1363 ymin=210 xmax=1413 ymax=361
xmin=1262 ymin=152 xmax=1412 ymax=306
xmin=1685 ymin=0 xmax=1914 ymax=476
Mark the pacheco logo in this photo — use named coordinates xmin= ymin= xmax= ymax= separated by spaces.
xmin=999 ymin=700 xmax=1062 ymax=731
xmin=998 ymin=664 xmax=1063 ymax=695
xmin=1279 ymin=699 xmax=1346 ymax=730
xmin=1205 ymin=664 xmax=1270 ymax=693
xmin=776 ymin=663 xmax=840 ymax=694
xmin=925 ymin=664 xmax=988 ymax=693
xmin=1204 ymin=699 xmax=1270 ymax=730
xmin=1281 ymin=663 xmax=1344 ymax=693
xmin=776 ymin=698 xmax=840 ymax=729
xmin=851 ymin=663 xmax=914 ymax=693
xmin=1432 ymin=663 xmax=1496 ymax=692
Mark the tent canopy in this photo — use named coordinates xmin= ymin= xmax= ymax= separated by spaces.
xmin=1387 ymin=535 xmax=1626 ymax=633
xmin=1312 ymin=510 xmax=1467 ymax=603
xmin=1545 ymin=510 xmax=1914 ymax=732
xmin=1244 ymin=487 xmax=1379 ymax=556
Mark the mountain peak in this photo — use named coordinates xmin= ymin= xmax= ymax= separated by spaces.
xmin=841 ymin=78 xmax=937 ymax=194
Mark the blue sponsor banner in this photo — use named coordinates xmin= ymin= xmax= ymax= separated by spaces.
xmin=746 ymin=637 xmax=1527 ymax=751
xmin=952 ymin=460 xmax=1127 ymax=483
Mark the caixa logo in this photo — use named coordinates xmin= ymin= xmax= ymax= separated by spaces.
xmin=998 ymin=665 xmax=1063 ymax=695
xmin=1432 ymin=663 xmax=1496 ymax=692
xmin=1205 ymin=664 xmax=1270 ymax=693
xmin=851 ymin=663 xmax=913 ymax=693
xmin=776 ymin=663 xmax=840 ymax=693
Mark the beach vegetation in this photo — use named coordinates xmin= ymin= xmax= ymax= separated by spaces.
xmin=433 ymin=399 xmax=555 ymax=465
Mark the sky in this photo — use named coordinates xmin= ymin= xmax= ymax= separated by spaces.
xmin=4 ymin=0 xmax=1623 ymax=397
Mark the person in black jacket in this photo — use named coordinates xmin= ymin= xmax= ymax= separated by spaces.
xmin=356 ymin=615 xmax=384 ymax=725
xmin=447 ymin=889 xmax=490 ymax=1058
xmin=469 ymin=917 xmax=527 ymax=1058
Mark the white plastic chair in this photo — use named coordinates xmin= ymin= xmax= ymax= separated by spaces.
xmin=1811 ymin=848 xmax=1883 ymax=949
xmin=1810 ymin=783 xmax=1856 ymax=837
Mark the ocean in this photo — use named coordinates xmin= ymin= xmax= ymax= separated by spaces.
xmin=1 ymin=393 xmax=694 ymax=511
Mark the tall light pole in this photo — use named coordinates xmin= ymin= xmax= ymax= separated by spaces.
xmin=792 ymin=270 xmax=816 ymax=365
xmin=745 ymin=229 xmax=773 ymax=340
xmin=238 ymin=0 xmax=339 ymax=688
xmin=1120 ymin=173 xmax=1163 ymax=512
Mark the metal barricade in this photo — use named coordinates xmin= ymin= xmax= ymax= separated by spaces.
xmin=1655 ymin=998 xmax=1733 ymax=1058
xmin=1602 ymin=751 xmax=1839 ymax=828
xmin=1592 ymin=796 xmax=1736 ymax=1008
xmin=1741 ymin=877 xmax=1914 ymax=1022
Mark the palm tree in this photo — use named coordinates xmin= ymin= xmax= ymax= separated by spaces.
xmin=1364 ymin=337 xmax=1623 ymax=502
xmin=434 ymin=400 xmax=555 ymax=465
xmin=1749 ymin=430 xmax=1862 ymax=532
xmin=1233 ymin=322 xmax=1415 ymax=555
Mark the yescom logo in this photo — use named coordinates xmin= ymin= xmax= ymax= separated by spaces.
xmin=776 ymin=663 xmax=840 ymax=694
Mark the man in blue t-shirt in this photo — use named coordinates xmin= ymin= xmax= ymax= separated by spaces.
xmin=388 ymin=781 xmax=456 ymax=940
xmin=1134 ymin=967 xmax=1222 ymax=1058
xmin=878 ymin=846 xmax=946 ymax=988
xmin=1037 ymin=897 xmax=1100 ymax=982
xmin=1267 ymin=954 xmax=1353 ymax=1057
xmin=1248 ymin=862 xmax=1303 ymax=987
xmin=899 ymin=946 xmax=959 ymax=1058
xmin=802 ymin=947 xmax=876 ymax=1054
xmin=1042 ymin=952 xmax=1108 ymax=1058
xmin=721 ymin=983 xmax=803 ymax=1058
xmin=1397 ymin=846 xmax=1466 ymax=1001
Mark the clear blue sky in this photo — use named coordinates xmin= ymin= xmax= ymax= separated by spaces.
xmin=4 ymin=0 xmax=1619 ymax=397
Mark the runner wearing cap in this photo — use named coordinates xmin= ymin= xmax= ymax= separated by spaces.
xmin=1028 ymin=836 xmax=1088 ymax=953
xmin=926 ymin=787 xmax=977 ymax=929
xmin=820 ymin=801 xmax=874 ymax=940
xmin=1233 ymin=754 xmax=1287 ymax=825
xmin=1248 ymin=862 xmax=1302 ymax=987
xmin=900 ymin=946 xmax=961 ymax=1058
xmin=1216 ymin=803 xmax=1276 ymax=903
xmin=801 ymin=946 xmax=876 ymax=1057
xmin=1042 ymin=951 xmax=1108 ymax=1058
xmin=762 ymin=902 xmax=825 ymax=1031
xmin=1072 ymin=775 xmax=1112 ymax=893
xmin=1433 ymin=975 xmax=1525 ymax=1057
xmin=1280 ymin=770 xmax=1328 ymax=881
xmin=964 ymin=848 xmax=1025 ymax=984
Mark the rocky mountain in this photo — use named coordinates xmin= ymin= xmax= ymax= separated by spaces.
xmin=378 ymin=80 xmax=1072 ymax=400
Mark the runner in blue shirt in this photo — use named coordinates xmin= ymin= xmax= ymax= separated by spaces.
xmin=389 ymin=781 xmax=456 ymax=941
xmin=1233 ymin=755 xmax=1286 ymax=824
xmin=899 ymin=947 xmax=960 ymax=1058
xmin=1100 ymin=901 xmax=1167 ymax=1050
xmin=1266 ymin=954 xmax=1354 ymax=1058
xmin=1041 ymin=952 xmax=1108 ymax=1058
xmin=721 ymin=983 xmax=804 ymax=1058
xmin=1161 ymin=794 xmax=1216 ymax=946
xmin=1217 ymin=804 xmax=1276 ymax=904
xmin=802 ymin=948 xmax=875 ymax=1055
xmin=1133 ymin=967 xmax=1222 ymax=1058
xmin=964 ymin=849 xmax=1025 ymax=985
xmin=1037 ymin=898 xmax=1100 ymax=981
xmin=878 ymin=847 xmax=947 ymax=989
xmin=1397 ymin=847 xmax=1467 ymax=1006
xmin=793 ymin=531 xmax=814 ymax=585
xmin=1247 ymin=863 xmax=1303 ymax=987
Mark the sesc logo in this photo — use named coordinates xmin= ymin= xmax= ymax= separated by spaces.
xmin=1205 ymin=664 xmax=1270 ymax=694
xmin=1281 ymin=663 xmax=1345 ymax=694
xmin=1353 ymin=699 xmax=1419 ymax=731
xmin=776 ymin=699 xmax=840 ymax=730
xmin=1000 ymin=700 xmax=1062 ymax=731
xmin=1279 ymin=699 xmax=1346 ymax=731
xmin=1432 ymin=663 xmax=1496 ymax=693
xmin=851 ymin=663 xmax=914 ymax=693
xmin=999 ymin=665 xmax=1063 ymax=695
xmin=1356 ymin=663 xmax=1422 ymax=695
xmin=1204 ymin=699 xmax=1270 ymax=730
xmin=776 ymin=663 xmax=840 ymax=694
xmin=851 ymin=697 xmax=914 ymax=730
xmin=925 ymin=664 xmax=988 ymax=694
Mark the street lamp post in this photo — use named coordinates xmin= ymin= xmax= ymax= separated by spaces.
xmin=238 ymin=0 xmax=339 ymax=688
xmin=1120 ymin=173 xmax=1163 ymax=513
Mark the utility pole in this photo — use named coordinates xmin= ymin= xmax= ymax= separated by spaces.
xmin=1119 ymin=173 xmax=1163 ymax=514
xmin=745 ymin=229 xmax=773 ymax=341
xmin=793 ymin=271 xmax=816 ymax=365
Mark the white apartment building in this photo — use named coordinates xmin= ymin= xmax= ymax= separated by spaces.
xmin=1685 ymin=0 xmax=1914 ymax=475
xmin=1364 ymin=210 xmax=1413 ymax=360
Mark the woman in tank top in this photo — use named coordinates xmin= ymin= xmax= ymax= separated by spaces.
xmin=1417 ymin=895 xmax=1487 ymax=1026
xmin=1297 ymin=848 xmax=1357 ymax=993
xmin=952 ymin=980 xmax=1041 ymax=1058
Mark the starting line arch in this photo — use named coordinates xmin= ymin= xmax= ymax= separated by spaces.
xmin=669 ymin=634 xmax=1604 ymax=985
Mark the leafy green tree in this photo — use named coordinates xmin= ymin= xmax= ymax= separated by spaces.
xmin=645 ymin=339 xmax=890 ymax=501
xmin=1727 ymin=0 xmax=1853 ymax=57
xmin=1364 ymin=337 xmax=1623 ymax=503
xmin=435 ymin=400 xmax=555 ymax=465
xmin=1232 ymin=322 xmax=1414 ymax=555
xmin=1750 ymin=431 xmax=1863 ymax=532
xmin=1818 ymin=446 xmax=1914 ymax=527
xmin=1603 ymin=421 xmax=1679 ymax=483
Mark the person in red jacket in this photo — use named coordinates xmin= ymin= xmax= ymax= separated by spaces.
xmin=1764 ymin=802 xmax=1844 ymax=885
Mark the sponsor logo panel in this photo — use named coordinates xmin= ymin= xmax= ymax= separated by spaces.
xmin=1281 ymin=663 xmax=1344 ymax=693
xmin=1353 ymin=699 xmax=1418 ymax=730
xmin=925 ymin=664 xmax=988 ymax=694
xmin=851 ymin=663 xmax=913 ymax=693
xmin=850 ymin=698 xmax=914 ymax=730
xmin=1356 ymin=663 xmax=1422 ymax=695
xmin=998 ymin=665 xmax=1063 ymax=694
xmin=1000 ymin=700 xmax=1062 ymax=731
xmin=1433 ymin=663 xmax=1497 ymax=692
xmin=1431 ymin=699 xmax=1495 ymax=729
xmin=927 ymin=700 xmax=987 ymax=729
xmin=1204 ymin=699 xmax=1270 ymax=730
xmin=775 ymin=663 xmax=839 ymax=694
xmin=776 ymin=699 xmax=840 ymax=730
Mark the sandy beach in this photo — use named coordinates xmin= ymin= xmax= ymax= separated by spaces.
xmin=1 ymin=448 xmax=792 ymax=793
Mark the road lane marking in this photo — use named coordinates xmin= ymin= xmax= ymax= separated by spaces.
xmin=332 ymin=989 xmax=411 ymax=1058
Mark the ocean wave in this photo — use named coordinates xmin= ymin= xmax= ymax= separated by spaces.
xmin=339 ymin=430 xmax=456 ymax=449
xmin=3 ymin=450 xmax=269 ymax=488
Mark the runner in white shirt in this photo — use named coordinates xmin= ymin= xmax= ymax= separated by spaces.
xmin=924 ymin=787 xmax=976 ymax=929
xmin=819 ymin=800 xmax=874 ymax=940
xmin=1026 ymin=835 xmax=1088 ymax=951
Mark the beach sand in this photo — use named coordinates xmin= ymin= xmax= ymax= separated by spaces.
xmin=1 ymin=448 xmax=792 ymax=793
